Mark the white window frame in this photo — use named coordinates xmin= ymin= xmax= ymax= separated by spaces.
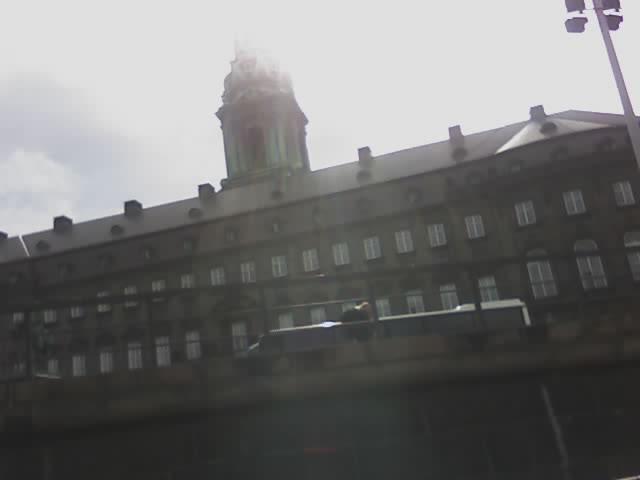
xmin=99 ymin=348 xmax=114 ymax=374
xmin=70 ymin=305 xmax=84 ymax=319
xmin=231 ymin=321 xmax=248 ymax=353
xmin=210 ymin=266 xmax=226 ymax=286
xmin=478 ymin=276 xmax=499 ymax=302
xmin=277 ymin=311 xmax=294 ymax=329
xmin=440 ymin=284 xmax=459 ymax=310
xmin=97 ymin=291 xmax=112 ymax=313
xmin=395 ymin=229 xmax=415 ymax=254
xmin=185 ymin=330 xmax=202 ymax=360
xmin=341 ymin=301 xmax=357 ymax=313
xmin=310 ymin=306 xmax=327 ymax=324
xmin=332 ymin=242 xmax=351 ymax=266
xmin=363 ymin=236 xmax=382 ymax=260
xmin=240 ymin=261 xmax=256 ymax=284
xmin=563 ymin=190 xmax=586 ymax=216
xmin=43 ymin=309 xmax=57 ymax=324
xmin=127 ymin=342 xmax=143 ymax=370
xmin=613 ymin=180 xmax=635 ymax=207
xmin=406 ymin=290 xmax=425 ymax=314
xmin=180 ymin=273 xmax=195 ymax=289
xmin=625 ymin=232 xmax=640 ymax=282
xmin=575 ymin=240 xmax=607 ymax=290
xmin=427 ymin=223 xmax=447 ymax=248
xmin=124 ymin=285 xmax=138 ymax=308
xmin=151 ymin=279 xmax=166 ymax=302
xmin=47 ymin=358 xmax=59 ymax=376
xmin=271 ymin=255 xmax=288 ymax=278
xmin=526 ymin=250 xmax=558 ymax=299
xmin=72 ymin=354 xmax=86 ymax=377
xmin=375 ymin=297 xmax=392 ymax=318
xmin=155 ymin=336 xmax=171 ymax=367
xmin=11 ymin=312 xmax=24 ymax=325
xmin=514 ymin=200 xmax=536 ymax=227
xmin=465 ymin=215 xmax=486 ymax=239
xmin=302 ymin=248 xmax=320 ymax=272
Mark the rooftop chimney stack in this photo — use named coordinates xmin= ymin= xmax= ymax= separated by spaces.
xmin=358 ymin=146 xmax=373 ymax=165
xmin=53 ymin=216 xmax=73 ymax=233
xmin=198 ymin=183 xmax=216 ymax=202
xmin=529 ymin=105 xmax=547 ymax=122
xmin=124 ymin=200 xmax=143 ymax=218
xmin=448 ymin=125 xmax=464 ymax=146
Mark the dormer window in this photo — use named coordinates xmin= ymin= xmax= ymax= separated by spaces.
xmin=188 ymin=207 xmax=203 ymax=220
xmin=36 ymin=240 xmax=50 ymax=253
xmin=142 ymin=246 xmax=155 ymax=261
xmin=110 ymin=224 xmax=124 ymax=236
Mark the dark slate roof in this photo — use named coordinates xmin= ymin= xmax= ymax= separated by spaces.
xmin=0 ymin=236 xmax=29 ymax=263
xmin=4 ymin=109 xmax=629 ymax=263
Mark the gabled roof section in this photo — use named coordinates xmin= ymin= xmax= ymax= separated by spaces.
xmin=0 ymin=235 xmax=29 ymax=264
xmin=4 ymin=109 xmax=631 ymax=263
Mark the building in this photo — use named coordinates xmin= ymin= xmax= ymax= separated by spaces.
xmin=2 ymin=48 xmax=640 ymax=478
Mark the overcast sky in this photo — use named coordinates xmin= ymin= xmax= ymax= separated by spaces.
xmin=1 ymin=0 xmax=638 ymax=236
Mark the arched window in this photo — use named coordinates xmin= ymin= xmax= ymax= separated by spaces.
xmin=624 ymin=231 xmax=640 ymax=281
xmin=526 ymin=249 xmax=557 ymax=299
xmin=574 ymin=240 xmax=607 ymax=290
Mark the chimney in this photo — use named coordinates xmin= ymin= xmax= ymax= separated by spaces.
xmin=124 ymin=200 xmax=143 ymax=218
xmin=448 ymin=125 xmax=464 ymax=146
xmin=53 ymin=216 xmax=73 ymax=233
xmin=198 ymin=183 xmax=216 ymax=201
xmin=0 ymin=231 xmax=7 ymax=242
xmin=529 ymin=105 xmax=547 ymax=122
xmin=358 ymin=146 xmax=373 ymax=165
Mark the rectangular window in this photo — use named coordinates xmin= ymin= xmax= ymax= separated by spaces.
xmin=231 ymin=321 xmax=248 ymax=352
xmin=124 ymin=285 xmax=138 ymax=308
xmin=406 ymin=290 xmax=425 ymax=314
xmin=72 ymin=354 xmax=86 ymax=377
xmin=613 ymin=180 xmax=635 ymax=206
xmin=97 ymin=291 xmax=111 ymax=313
xmin=240 ymin=261 xmax=256 ymax=283
xmin=47 ymin=358 xmax=59 ymax=376
xmin=332 ymin=242 xmax=351 ymax=266
xmin=375 ymin=297 xmax=392 ymax=318
xmin=395 ymin=229 xmax=415 ymax=254
xmin=180 ymin=273 xmax=195 ymax=289
xmin=363 ymin=236 xmax=382 ymax=260
xmin=310 ymin=306 xmax=327 ymax=324
xmin=440 ymin=284 xmax=459 ymax=310
xmin=341 ymin=301 xmax=357 ymax=312
xmin=478 ymin=275 xmax=499 ymax=302
xmin=628 ymin=251 xmax=640 ymax=282
xmin=527 ymin=260 xmax=558 ymax=299
xmin=127 ymin=342 xmax=143 ymax=370
xmin=70 ymin=306 xmax=84 ymax=319
xmin=563 ymin=190 xmax=586 ymax=215
xmin=185 ymin=330 xmax=202 ymax=360
xmin=427 ymin=224 xmax=447 ymax=248
xmin=514 ymin=200 xmax=536 ymax=226
xmin=151 ymin=279 xmax=166 ymax=302
xmin=11 ymin=312 xmax=24 ymax=325
xmin=465 ymin=215 xmax=486 ymax=239
xmin=210 ymin=266 xmax=226 ymax=286
xmin=99 ymin=348 xmax=114 ymax=374
xmin=302 ymin=248 xmax=320 ymax=272
xmin=277 ymin=312 xmax=294 ymax=329
xmin=271 ymin=255 xmax=288 ymax=278
xmin=155 ymin=336 xmax=171 ymax=367
xmin=576 ymin=255 xmax=608 ymax=290
xmin=43 ymin=309 xmax=56 ymax=324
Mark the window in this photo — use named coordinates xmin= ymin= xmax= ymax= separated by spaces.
xmin=625 ymin=231 xmax=640 ymax=281
xmin=363 ymin=236 xmax=382 ymax=260
xmin=563 ymin=190 xmax=586 ymax=215
xmin=514 ymin=200 xmax=536 ymax=226
xmin=240 ymin=261 xmax=256 ymax=283
xmin=155 ymin=336 xmax=171 ymax=367
xmin=142 ymin=247 xmax=154 ymax=261
xmin=210 ymin=266 xmax=226 ymax=286
xmin=375 ymin=297 xmax=392 ymax=318
xmin=151 ymin=279 xmax=166 ymax=302
xmin=47 ymin=358 xmax=59 ymax=376
xmin=395 ymin=230 xmax=414 ymax=254
xmin=465 ymin=215 xmax=485 ymax=239
xmin=43 ymin=309 xmax=56 ymax=324
xmin=440 ymin=284 xmax=459 ymax=310
xmin=277 ymin=312 xmax=294 ymax=329
xmin=574 ymin=240 xmax=607 ymax=290
xmin=302 ymin=248 xmax=320 ymax=272
xmin=332 ymin=242 xmax=350 ymax=266
xmin=613 ymin=180 xmax=635 ymax=206
xmin=180 ymin=273 xmax=195 ymax=289
xmin=183 ymin=237 xmax=196 ymax=252
xmin=231 ymin=321 xmax=248 ymax=352
xmin=341 ymin=301 xmax=357 ymax=312
xmin=427 ymin=224 xmax=447 ymax=248
xmin=97 ymin=291 xmax=111 ymax=313
xmin=127 ymin=342 xmax=143 ymax=370
xmin=185 ymin=330 xmax=202 ymax=360
xmin=271 ymin=255 xmax=288 ymax=278
xmin=124 ymin=285 xmax=138 ymax=308
xmin=70 ymin=306 xmax=84 ymax=319
xmin=478 ymin=276 xmax=499 ymax=302
xmin=310 ymin=306 xmax=327 ymax=324
xmin=406 ymin=290 xmax=425 ymax=314
xmin=526 ymin=249 xmax=558 ymax=299
xmin=11 ymin=312 xmax=24 ymax=325
xmin=99 ymin=348 xmax=114 ymax=374
xmin=72 ymin=354 xmax=86 ymax=377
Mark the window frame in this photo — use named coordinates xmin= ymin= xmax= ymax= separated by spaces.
xmin=240 ymin=261 xmax=256 ymax=284
xmin=514 ymin=200 xmax=536 ymax=227
xmin=563 ymin=189 xmax=586 ymax=216
xmin=613 ymin=180 xmax=635 ymax=207
xmin=302 ymin=248 xmax=320 ymax=272
xmin=406 ymin=290 xmax=425 ymax=314
xmin=394 ymin=229 xmax=415 ymax=254
xmin=439 ymin=284 xmax=459 ymax=310
xmin=478 ymin=275 xmax=499 ymax=302
xmin=464 ymin=215 xmax=486 ymax=240
xmin=363 ymin=236 xmax=382 ymax=260
xmin=271 ymin=255 xmax=289 ymax=278
xmin=427 ymin=223 xmax=447 ymax=248
xmin=332 ymin=242 xmax=351 ymax=266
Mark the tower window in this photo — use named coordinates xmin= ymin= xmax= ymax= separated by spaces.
xmin=247 ymin=126 xmax=266 ymax=169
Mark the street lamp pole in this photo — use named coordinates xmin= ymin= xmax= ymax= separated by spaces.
xmin=593 ymin=0 xmax=640 ymax=169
